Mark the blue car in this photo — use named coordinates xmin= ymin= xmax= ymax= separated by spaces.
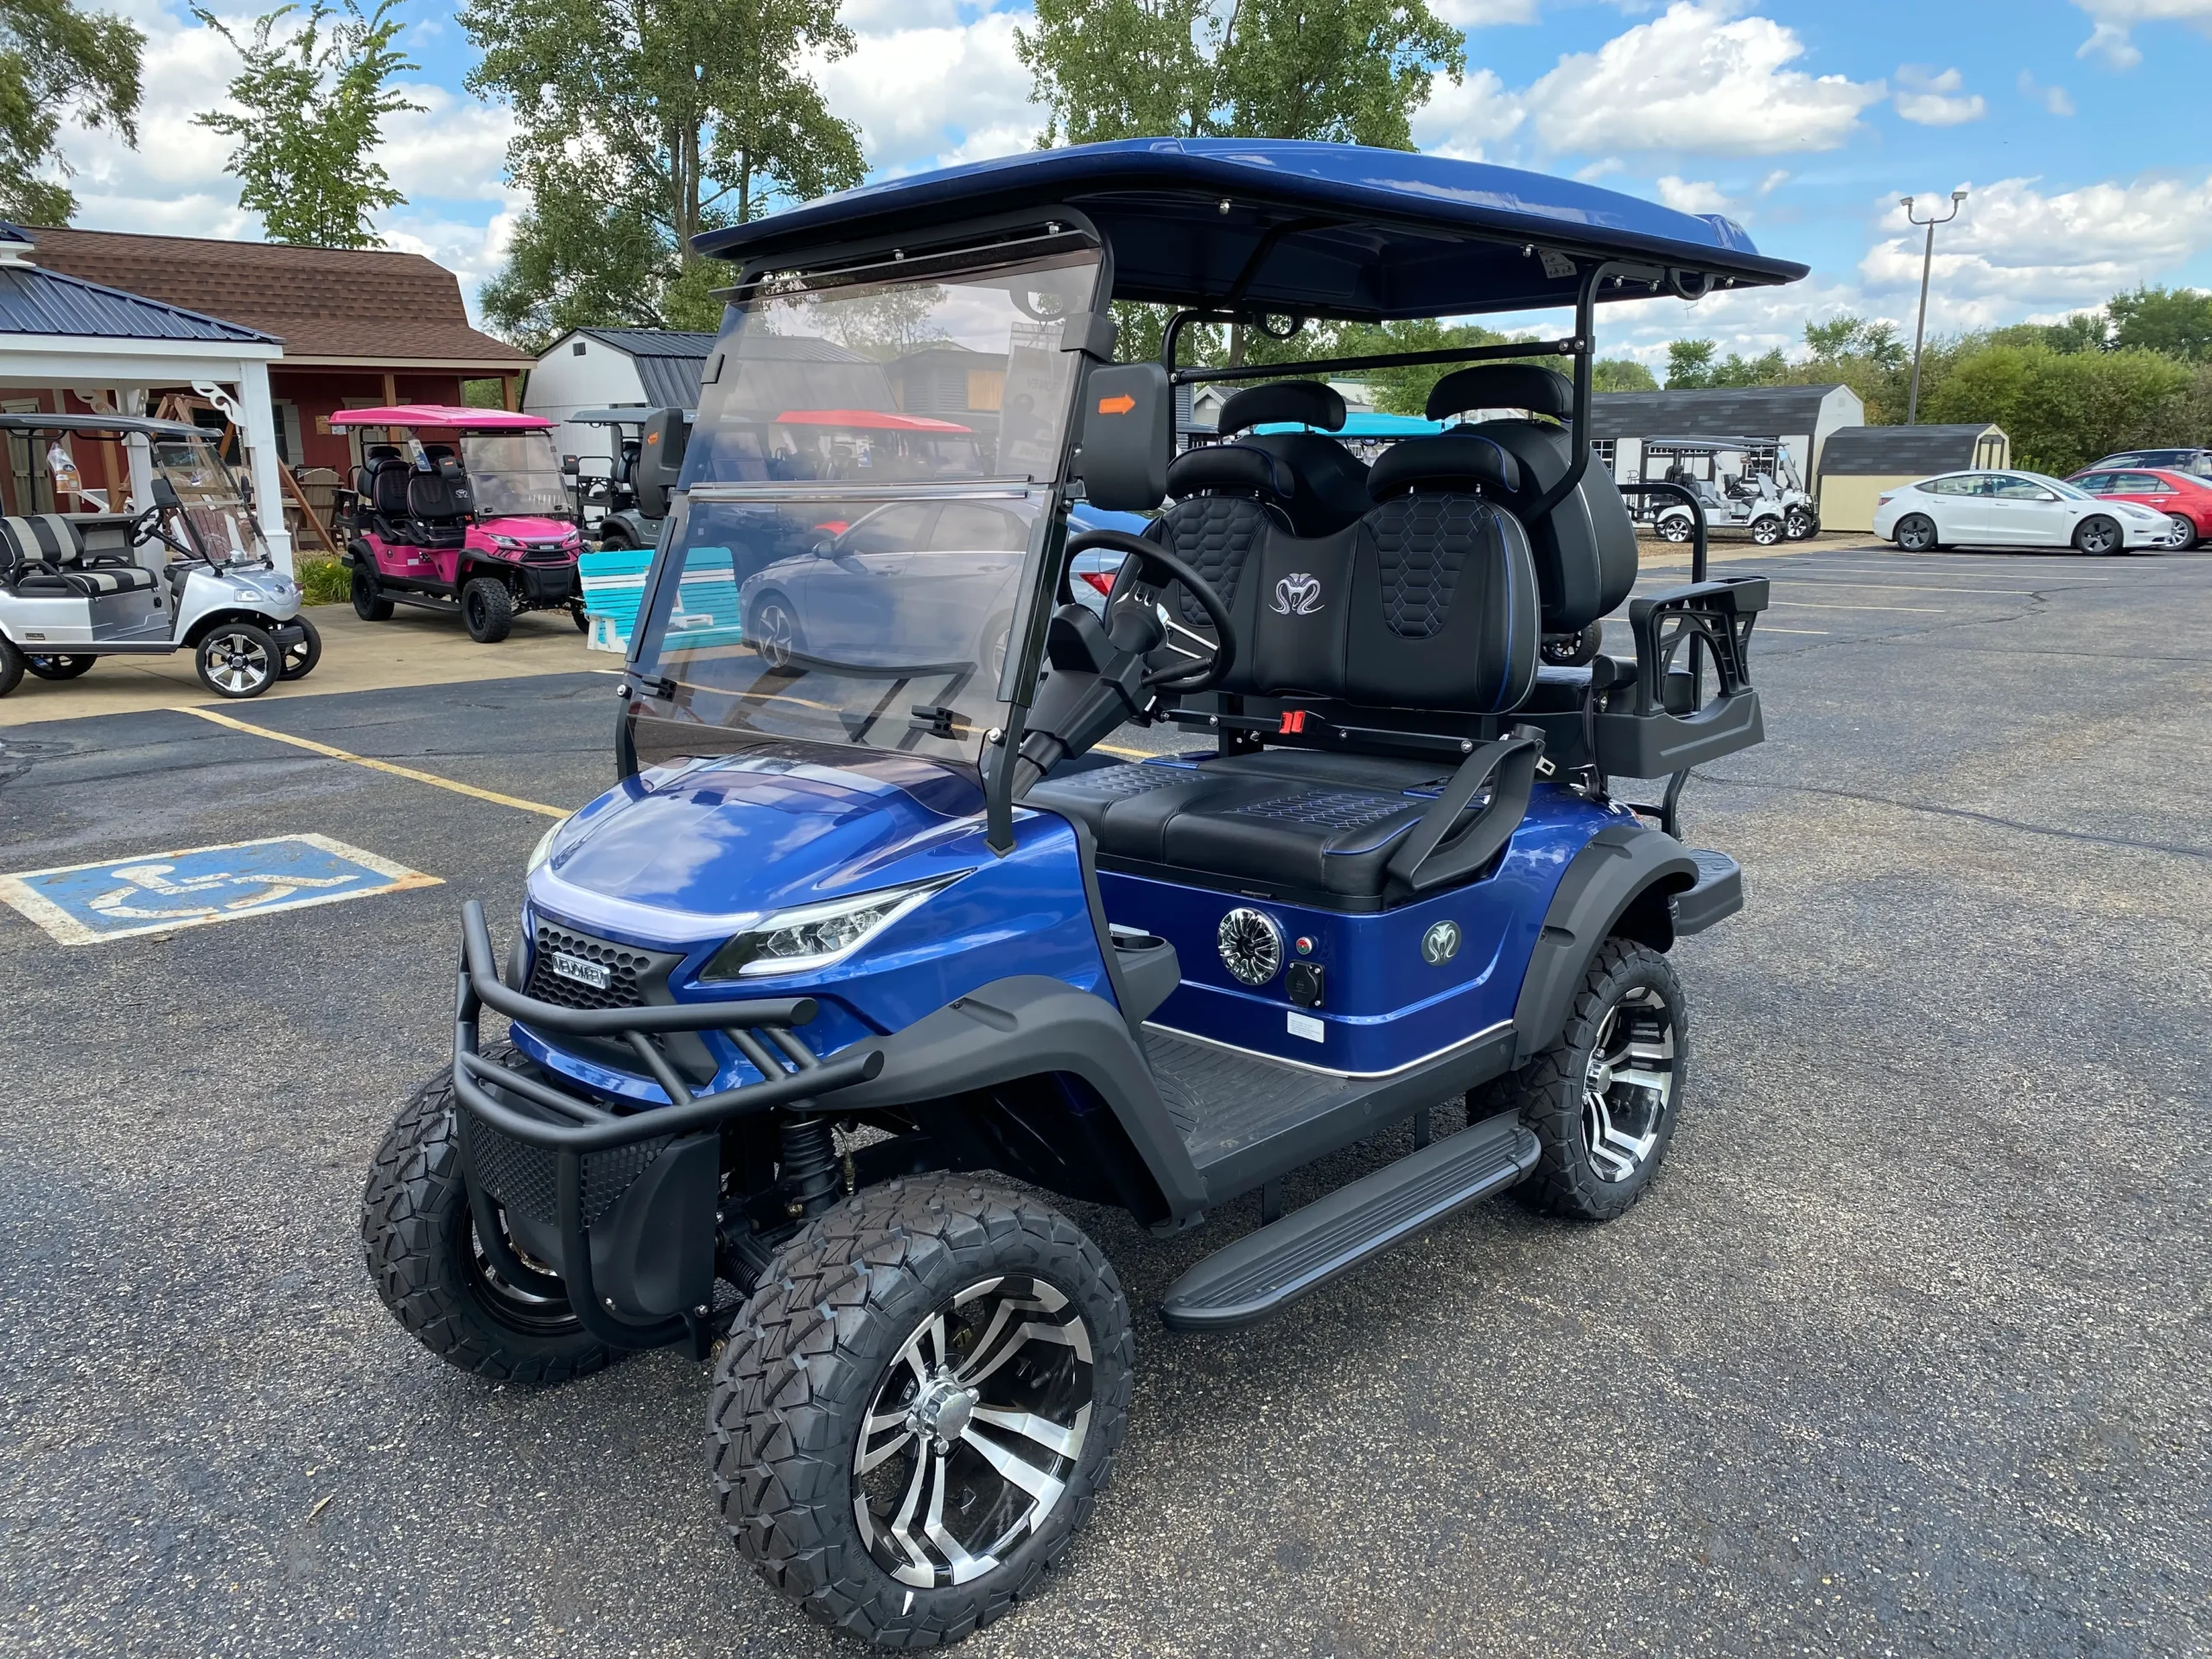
xmin=363 ymin=137 xmax=1797 ymax=1646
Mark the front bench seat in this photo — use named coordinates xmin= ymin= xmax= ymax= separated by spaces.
xmin=1 ymin=514 xmax=159 ymax=596
xmin=1033 ymin=433 xmax=1539 ymax=901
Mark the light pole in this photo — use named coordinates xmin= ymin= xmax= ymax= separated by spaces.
xmin=1902 ymin=188 xmax=1967 ymax=425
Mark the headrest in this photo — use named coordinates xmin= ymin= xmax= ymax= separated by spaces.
xmin=423 ymin=443 xmax=456 ymax=461
xmin=1367 ymin=433 xmax=1522 ymax=499
xmin=1217 ymin=379 xmax=1346 ymax=436
xmin=365 ymin=445 xmax=402 ymax=462
xmin=1427 ymin=365 xmax=1573 ymax=421
xmin=1166 ymin=442 xmax=1296 ymax=502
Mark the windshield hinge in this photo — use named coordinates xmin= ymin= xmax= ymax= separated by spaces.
xmin=909 ymin=703 xmax=969 ymax=741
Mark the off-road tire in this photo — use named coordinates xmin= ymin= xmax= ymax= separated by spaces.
xmin=1493 ymin=938 xmax=1688 ymax=1223
xmin=0 ymin=638 xmax=23 ymax=697
xmin=360 ymin=1045 xmax=620 ymax=1386
xmin=1540 ymin=622 xmax=1603 ymax=667
xmin=351 ymin=565 xmax=393 ymax=620
xmin=709 ymin=1176 xmax=1134 ymax=1648
xmin=571 ymin=601 xmax=590 ymax=633
xmin=462 ymin=576 xmax=513 ymax=643
xmin=24 ymin=653 xmax=94 ymax=680
xmin=279 ymin=615 xmax=321 ymax=680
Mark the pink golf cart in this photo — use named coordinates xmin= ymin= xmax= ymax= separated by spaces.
xmin=331 ymin=404 xmax=585 ymax=643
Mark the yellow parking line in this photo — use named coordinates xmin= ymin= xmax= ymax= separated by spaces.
xmin=175 ymin=706 xmax=569 ymax=818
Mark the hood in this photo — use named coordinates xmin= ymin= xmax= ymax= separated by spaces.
xmin=480 ymin=515 xmax=578 ymax=539
xmin=531 ymin=751 xmax=986 ymax=940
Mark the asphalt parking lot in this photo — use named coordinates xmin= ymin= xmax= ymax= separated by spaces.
xmin=3 ymin=540 xmax=2209 ymax=1657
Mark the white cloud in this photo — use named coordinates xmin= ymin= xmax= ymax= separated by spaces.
xmin=1574 ymin=157 xmax=1626 ymax=182
xmin=1655 ymin=175 xmax=1732 ymax=214
xmin=1520 ymin=3 xmax=1885 ymax=156
xmin=1410 ymin=67 xmax=1524 ymax=160
xmin=376 ymin=86 xmax=516 ymax=204
xmin=2017 ymin=70 xmax=2076 ymax=116
xmin=1757 ymin=168 xmax=1790 ymax=195
xmin=1893 ymin=66 xmax=1986 ymax=126
xmin=2071 ymin=0 xmax=2212 ymax=67
xmin=810 ymin=12 xmax=1039 ymax=177
xmin=1859 ymin=173 xmax=2212 ymax=327
xmin=1433 ymin=0 xmax=1541 ymax=23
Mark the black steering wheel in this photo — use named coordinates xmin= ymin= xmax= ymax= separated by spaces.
xmin=130 ymin=502 xmax=195 ymax=561
xmin=1065 ymin=529 xmax=1237 ymax=694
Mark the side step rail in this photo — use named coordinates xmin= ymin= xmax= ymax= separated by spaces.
xmin=1160 ymin=1112 xmax=1539 ymax=1333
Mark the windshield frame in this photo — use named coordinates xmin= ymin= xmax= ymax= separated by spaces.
xmin=149 ymin=433 xmax=270 ymax=565
xmin=623 ymin=232 xmax=1110 ymax=844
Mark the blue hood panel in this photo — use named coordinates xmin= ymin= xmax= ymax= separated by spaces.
xmin=541 ymin=753 xmax=988 ymax=931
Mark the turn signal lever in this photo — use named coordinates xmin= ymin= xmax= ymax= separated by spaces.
xmin=1006 ymin=602 xmax=1165 ymax=795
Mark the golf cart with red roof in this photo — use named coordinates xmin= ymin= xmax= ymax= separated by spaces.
xmin=331 ymin=404 xmax=585 ymax=642
xmin=361 ymin=137 xmax=1802 ymax=1646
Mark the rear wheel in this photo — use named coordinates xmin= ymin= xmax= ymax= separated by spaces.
xmin=0 ymin=638 xmax=23 ymax=697
xmin=462 ymin=576 xmax=513 ymax=642
xmin=360 ymin=1045 xmax=619 ymax=1386
xmin=1540 ymin=622 xmax=1603 ymax=667
xmin=747 ymin=592 xmax=803 ymax=672
xmin=351 ymin=566 xmax=393 ymax=620
xmin=194 ymin=622 xmax=281 ymax=698
xmin=1750 ymin=516 xmax=1782 ymax=546
xmin=1894 ymin=513 xmax=1939 ymax=552
xmin=24 ymin=653 xmax=94 ymax=680
xmin=709 ymin=1175 xmax=1132 ymax=1647
xmin=1487 ymin=938 xmax=1686 ymax=1222
xmin=1656 ymin=514 xmax=1692 ymax=543
xmin=279 ymin=615 xmax=321 ymax=680
xmin=2074 ymin=515 xmax=2121 ymax=556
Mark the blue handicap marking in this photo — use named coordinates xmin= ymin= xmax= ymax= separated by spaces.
xmin=0 ymin=833 xmax=442 ymax=945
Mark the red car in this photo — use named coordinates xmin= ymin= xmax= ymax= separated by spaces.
xmin=2066 ymin=465 xmax=2212 ymax=550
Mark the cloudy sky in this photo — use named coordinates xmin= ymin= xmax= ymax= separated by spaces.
xmin=48 ymin=0 xmax=2212 ymax=368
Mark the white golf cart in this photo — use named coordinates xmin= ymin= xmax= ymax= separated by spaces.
xmin=1643 ymin=435 xmax=1819 ymax=545
xmin=0 ymin=412 xmax=316 ymax=700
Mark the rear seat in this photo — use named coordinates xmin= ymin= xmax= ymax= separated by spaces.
xmin=1032 ymin=431 xmax=1538 ymax=903
xmin=1215 ymin=379 xmax=1374 ymax=538
xmin=0 ymin=514 xmax=159 ymax=597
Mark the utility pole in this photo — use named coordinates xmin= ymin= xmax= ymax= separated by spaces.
xmin=1903 ymin=189 xmax=1967 ymax=425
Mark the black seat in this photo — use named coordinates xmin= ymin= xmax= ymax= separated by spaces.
xmin=369 ymin=455 xmax=418 ymax=541
xmin=1425 ymin=365 xmax=1637 ymax=637
xmin=1 ymin=513 xmax=159 ymax=596
xmin=405 ymin=455 xmax=472 ymax=548
xmin=1033 ymin=434 xmax=1538 ymax=902
xmin=1216 ymin=380 xmax=1373 ymax=538
xmin=1139 ymin=440 xmax=1296 ymax=643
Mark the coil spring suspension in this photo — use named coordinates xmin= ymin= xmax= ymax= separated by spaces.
xmin=779 ymin=1114 xmax=841 ymax=1218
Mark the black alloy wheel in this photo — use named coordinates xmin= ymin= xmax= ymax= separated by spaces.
xmin=2073 ymin=515 xmax=2121 ymax=556
xmin=24 ymin=653 xmax=95 ymax=680
xmin=1894 ymin=513 xmax=1939 ymax=553
xmin=352 ymin=566 xmax=393 ymax=620
xmin=462 ymin=575 xmax=514 ymax=643
xmin=194 ymin=623 xmax=281 ymax=698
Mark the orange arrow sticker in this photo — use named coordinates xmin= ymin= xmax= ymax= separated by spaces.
xmin=1096 ymin=393 xmax=1136 ymax=415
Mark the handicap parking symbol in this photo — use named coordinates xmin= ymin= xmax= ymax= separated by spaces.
xmin=0 ymin=833 xmax=441 ymax=945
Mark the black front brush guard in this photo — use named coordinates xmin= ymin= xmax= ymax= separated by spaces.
xmin=448 ymin=900 xmax=884 ymax=1351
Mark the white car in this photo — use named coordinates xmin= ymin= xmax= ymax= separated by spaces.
xmin=1872 ymin=469 xmax=2171 ymax=554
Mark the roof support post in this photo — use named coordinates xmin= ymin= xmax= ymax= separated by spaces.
xmin=502 ymin=373 xmax=520 ymax=412
xmin=235 ymin=359 xmax=294 ymax=573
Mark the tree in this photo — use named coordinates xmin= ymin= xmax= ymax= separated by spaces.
xmin=1665 ymin=339 xmax=1715 ymax=388
xmin=1593 ymin=357 xmax=1658 ymax=392
xmin=194 ymin=1 xmax=421 ymax=248
xmin=0 ymin=0 xmax=143 ymax=224
xmin=2107 ymin=284 xmax=2212 ymax=363
xmin=464 ymin=0 xmax=865 ymax=349
xmin=1923 ymin=345 xmax=2192 ymax=474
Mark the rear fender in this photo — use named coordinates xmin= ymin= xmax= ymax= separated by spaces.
xmin=1510 ymin=822 xmax=1700 ymax=1065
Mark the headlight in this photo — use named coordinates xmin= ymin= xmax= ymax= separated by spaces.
xmin=493 ymin=534 xmax=520 ymax=549
xmin=526 ymin=814 xmax=572 ymax=874
xmin=701 ymin=874 xmax=965 ymax=980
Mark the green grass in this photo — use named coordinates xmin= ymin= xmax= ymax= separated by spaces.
xmin=296 ymin=556 xmax=351 ymax=607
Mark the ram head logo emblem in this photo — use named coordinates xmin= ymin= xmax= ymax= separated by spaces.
xmin=1271 ymin=573 xmax=1323 ymax=616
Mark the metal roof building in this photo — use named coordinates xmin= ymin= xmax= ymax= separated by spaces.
xmin=1590 ymin=383 xmax=1865 ymax=507
xmin=525 ymin=327 xmax=719 ymax=464
xmin=0 ymin=222 xmax=294 ymax=562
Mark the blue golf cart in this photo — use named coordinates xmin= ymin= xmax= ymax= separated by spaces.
xmin=362 ymin=138 xmax=1800 ymax=1646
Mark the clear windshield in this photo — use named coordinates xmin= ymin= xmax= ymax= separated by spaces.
xmin=462 ymin=430 xmax=569 ymax=518
xmin=2027 ymin=473 xmax=2093 ymax=500
xmin=631 ymin=247 xmax=1102 ymax=776
xmin=150 ymin=435 xmax=269 ymax=563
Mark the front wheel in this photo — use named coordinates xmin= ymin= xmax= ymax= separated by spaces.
xmin=351 ymin=566 xmax=393 ymax=621
xmin=571 ymin=601 xmax=590 ymax=633
xmin=279 ymin=615 xmax=321 ymax=680
xmin=194 ymin=622 xmax=281 ymax=698
xmin=747 ymin=593 xmax=803 ymax=673
xmin=2163 ymin=512 xmax=2196 ymax=550
xmin=1894 ymin=513 xmax=1939 ymax=553
xmin=462 ymin=576 xmax=513 ymax=643
xmin=1488 ymin=938 xmax=1687 ymax=1222
xmin=2074 ymin=515 xmax=2121 ymax=556
xmin=1784 ymin=506 xmax=1817 ymax=541
xmin=709 ymin=1175 xmax=1133 ymax=1646
xmin=24 ymin=653 xmax=95 ymax=681
xmin=360 ymin=1046 xmax=620 ymax=1386
xmin=0 ymin=638 xmax=23 ymax=697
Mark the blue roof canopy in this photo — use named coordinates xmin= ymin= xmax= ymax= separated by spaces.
xmin=696 ymin=139 xmax=1808 ymax=321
